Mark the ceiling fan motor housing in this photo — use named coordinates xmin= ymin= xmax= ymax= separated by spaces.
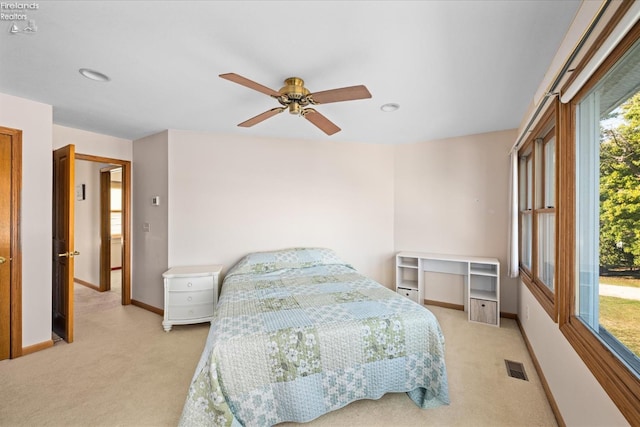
xmin=278 ymin=77 xmax=311 ymax=114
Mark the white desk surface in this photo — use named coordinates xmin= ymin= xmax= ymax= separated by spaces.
xmin=396 ymin=251 xmax=499 ymax=265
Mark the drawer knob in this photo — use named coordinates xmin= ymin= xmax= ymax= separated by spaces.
xmin=187 ymin=282 xmax=192 ymax=287
xmin=187 ymin=296 xmax=192 ymax=301
xmin=481 ymin=303 xmax=486 ymax=307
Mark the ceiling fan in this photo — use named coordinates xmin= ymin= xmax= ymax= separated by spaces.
xmin=219 ymin=73 xmax=372 ymax=136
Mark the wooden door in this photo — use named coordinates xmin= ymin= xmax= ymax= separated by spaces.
xmin=0 ymin=127 xmax=22 ymax=360
xmin=52 ymin=145 xmax=75 ymax=343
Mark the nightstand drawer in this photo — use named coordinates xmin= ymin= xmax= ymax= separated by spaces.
xmin=169 ymin=303 xmax=214 ymax=320
xmin=167 ymin=276 xmax=213 ymax=292
xmin=167 ymin=289 xmax=214 ymax=306
xmin=469 ymin=298 xmax=497 ymax=325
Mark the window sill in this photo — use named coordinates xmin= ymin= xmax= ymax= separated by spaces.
xmin=560 ymin=317 xmax=640 ymax=425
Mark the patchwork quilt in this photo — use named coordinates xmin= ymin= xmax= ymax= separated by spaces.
xmin=179 ymin=248 xmax=449 ymax=426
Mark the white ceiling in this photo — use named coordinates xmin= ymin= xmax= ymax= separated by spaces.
xmin=0 ymin=1 xmax=582 ymax=144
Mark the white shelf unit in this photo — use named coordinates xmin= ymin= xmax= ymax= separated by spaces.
xmin=395 ymin=252 xmax=500 ymax=327
xmin=396 ymin=255 xmax=420 ymax=303
xmin=468 ymin=261 xmax=500 ymax=326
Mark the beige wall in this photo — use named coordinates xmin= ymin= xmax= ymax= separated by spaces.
xmin=53 ymin=125 xmax=132 ymax=160
xmin=0 ymin=93 xmax=53 ymax=347
xmin=167 ymin=130 xmax=396 ymax=287
xmin=394 ymin=129 xmax=518 ymax=313
xmin=111 ymin=237 xmax=122 ymax=269
xmin=73 ymin=160 xmax=103 ymax=286
xmin=132 ymin=131 xmax=169 ymax=308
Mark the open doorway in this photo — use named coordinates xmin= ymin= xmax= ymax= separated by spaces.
xmin=100 ymin=166 xmax=123 ymax=294
xmin=52 ymin=149 xmax=131 ymax=344
xmin=73 ymin=154 xmax=131 ymax=305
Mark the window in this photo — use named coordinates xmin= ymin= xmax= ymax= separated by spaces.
xmin=518 ymin=105 xmax=557 ymax=319
xmin=575 ymin=35 xmax=640 ymax=376
xmin=537 ymin=132 xmax=555 ymax=291
xmin=110 ymin=178 xmax=122 ymax=237
xmin=559 ymin=21 xmax=640 ymax=424
xmin=519 ymin=149 xmax=533 ymax=271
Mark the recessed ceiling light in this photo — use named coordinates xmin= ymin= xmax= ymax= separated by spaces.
xmin=79 ymin=68 xmax=110 ymax=82
xmin=380 ymin=103 xmax=400 ymax=112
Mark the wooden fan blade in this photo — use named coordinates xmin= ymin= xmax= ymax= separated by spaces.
xmin=238 ymin=107 xmax=285 ymax=127
xmin=220 ymin=73 xmax=281 ymax=97
xmin=304 ymin=109 xmax=341 ymax=135
xmin=309 ymin=85 xmax=372 ymax=104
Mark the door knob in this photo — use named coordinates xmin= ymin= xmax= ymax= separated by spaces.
xmin=0 ymin=257 xmax=6 ymax=264
xmin=58 ymin=251 xmax=80 ymax=258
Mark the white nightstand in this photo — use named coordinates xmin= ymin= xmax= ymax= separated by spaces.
xmin=162 ymin=264 xmax=223 ymax=332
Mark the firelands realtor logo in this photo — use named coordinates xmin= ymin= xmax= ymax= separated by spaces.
xmin=2 ymin=2 xmax=39 ymax=34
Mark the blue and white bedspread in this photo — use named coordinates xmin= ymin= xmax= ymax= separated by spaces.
xmin=179 ymin=248 xmax=449 ymax=426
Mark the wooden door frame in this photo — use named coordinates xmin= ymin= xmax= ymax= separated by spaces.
xmin=76 ymin=154 xmax=131 ymax=305
xmin=0 ymin=126 xmax=22 ymax=359
xmin=99 ymin=168 xmax=112 ymax=292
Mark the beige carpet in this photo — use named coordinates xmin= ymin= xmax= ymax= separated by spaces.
xmin=73 ymin=270 xmax=122 ymax=315
xmin=284 ymin=306 xmax=557 ymax=427
xmin=74 ymin=283 xmax=121 ymax=315
xmin=0 ymin=288 xmax=557 ymax=427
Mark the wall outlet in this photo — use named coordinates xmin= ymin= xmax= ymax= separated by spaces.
xmin=143 ymin=222 xmax=150 ymax=232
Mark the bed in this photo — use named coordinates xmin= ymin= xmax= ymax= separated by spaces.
xmin=179 ymin=248 xmax=449 ymax=426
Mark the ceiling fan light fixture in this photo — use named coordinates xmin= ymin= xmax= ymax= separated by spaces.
xmin=79 ymin=68 xmax=110 ymax=82
xmin=289 ymin=102 xmax=302 ymax=115
xmin=381 ymin=103 xmax=400 ymax=112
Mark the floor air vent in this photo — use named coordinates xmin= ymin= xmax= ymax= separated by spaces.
xmin=505 ymin=360 xmax=528 ymax=381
